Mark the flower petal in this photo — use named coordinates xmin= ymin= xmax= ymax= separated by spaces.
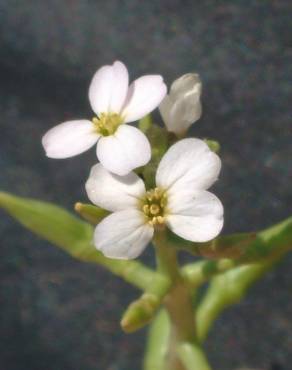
xmin=94 ymin=209 xmax=153 ymax=259
xmin=88 ymin=61 xmax=129 ymax=115
xmin=156 ymin=138 xmax=221 ymax=193
xmin=85 ymin=163 xmax=146 ymax=212
xmin=97 ymin=124 xmax=151 ymax=176
xmin=42 ymin=120 xmax=99 ymax=159
xmin=166 ymin=190 xmax=224 ymax=242
xmin=168 ymin=190 xmax=223 ymax=218
xmin=122 ymin=75 xmax=167 ymax=123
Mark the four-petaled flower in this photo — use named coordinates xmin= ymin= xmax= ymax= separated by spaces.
xmin=86 ymin=138 xmax=224 ymax=259
xmin=42 ymin=61 xmax=167 ymax=175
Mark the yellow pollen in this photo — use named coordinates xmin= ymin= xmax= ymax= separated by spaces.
xmin=141 ymin=187 xmax=168 ymax=227
xmin=92 ymin=113 xmax=123 ymax=136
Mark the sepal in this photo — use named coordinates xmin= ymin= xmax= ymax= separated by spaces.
xmin=140 ymin=124 xmax=169 ymax=188
xmin=204 ymin=139 xmax=220 ymax=153
xmin=138 ymin=114 xmax=153 ymax=133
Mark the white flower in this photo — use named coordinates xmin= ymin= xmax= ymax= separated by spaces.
xmin=159 ymin=73 xmax=202 ymax=136
xmin=86 ymin=138 xmax=223 ymax=259
xmin=42 ymin=61 xmax=167 ymax=176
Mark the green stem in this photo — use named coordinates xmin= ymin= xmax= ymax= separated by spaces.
xmin=143 ymin=310 xmax=170 ymax=370
xmin=177 ymin=343 xmax=212 ymax=370
xmin=196 ymin=256 xmax=283 ymax=343
xmin=152 ymin=231 xmax=210 ymax=370
xmin=182 ymin=259 xmax=236 ymax=287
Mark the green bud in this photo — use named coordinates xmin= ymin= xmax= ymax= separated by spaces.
xmin=74 ymin=202 xmax=109 ymax=225
xmin=121 ymin=293 xmax=160 ymax=333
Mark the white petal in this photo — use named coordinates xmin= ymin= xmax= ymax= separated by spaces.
xmin=171 ymin=73 xmax=201 ymax=101
xmin=168 ymin=190 xmax=223 ymax=218
xmin=166 ymin=190 xmax=224 ymax=242
xmin=166 ymin=214 xmax=223 ymax=242
xmin=42 ymin=120 xmax=99 ymax=159
xmin=97 ymin=124 xmax=151 ymax=176
xmin=85 ymin=163 xmax=146 ymax=212
xmin=94 ymin=209 xmax=153 ymax=259
xmin=110 ymin=61 xmax=129 ymax=112
xmin=88 ymin=61 xmax=129 ymax=115
xmin=156 ymin=138 xmax=221 ymax=193
xmin=122 ymin=75 xmax=167 ymax=123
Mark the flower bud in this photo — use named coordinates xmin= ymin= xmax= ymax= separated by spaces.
xmin=159 ymin=73 xmax=202 ymax=137
xmin=74 ymin=202 xmax=109 ymax=225
xmin=120 ymin=293 xmax=160 ymax=332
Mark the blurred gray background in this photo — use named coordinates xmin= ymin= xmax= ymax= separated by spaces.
xmin=0 ymin=1 xmax=291 ymax=369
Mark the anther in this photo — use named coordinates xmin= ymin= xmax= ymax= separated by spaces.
xmin=143 ymin=204 xmax=150 ymax=215
xmin=154 ymin=188 xmax=160 ymax=199
xmin=157 ymin=216 xmax=164 ymax=224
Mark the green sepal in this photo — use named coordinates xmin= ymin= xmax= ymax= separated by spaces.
xmin=142 ymin=124 xmax=169 ymax=189
xmin=203 ymin=138 xmax=221 ymax=153
xmin=121 ymin=293 xmax=160 ymax=333
xmin=138 ymin=114 xmax=153 ymax=133
xmin=74 ymin=202 xmax=109 ymax=225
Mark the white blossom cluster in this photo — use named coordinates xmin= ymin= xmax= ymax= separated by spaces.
xmin=42 ymin=61 xmax=223 ymax=259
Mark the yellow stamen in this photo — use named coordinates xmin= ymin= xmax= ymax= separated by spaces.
xmin=92 ymin=113 xmax=123 ymax=136
xmin=143 ymin=204 xmax=150 ymax=215
xmin=140 ymin=187 xmax=168 ymax=228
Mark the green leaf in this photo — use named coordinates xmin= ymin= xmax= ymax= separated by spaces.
xmin=0 ymin=191 xmax=94 ymax=256
xmin=0 ymin=191 xmax=167 ymax=292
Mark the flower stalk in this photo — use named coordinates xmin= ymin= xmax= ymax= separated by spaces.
xmin=152 ymin=231 xmax=210 ymax=370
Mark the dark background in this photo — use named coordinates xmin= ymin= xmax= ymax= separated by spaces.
xmin=0 ymin=1 xmax=292 ymax=369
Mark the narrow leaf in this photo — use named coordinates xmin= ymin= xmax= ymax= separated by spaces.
xmin=0 ymin=191 xmax=164 ymax=292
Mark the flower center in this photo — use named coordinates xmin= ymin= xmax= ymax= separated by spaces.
xmin=141 ymin=187 xmax=168 ymax=227
xmin=92 ymin=113 xmax=123 ymax=136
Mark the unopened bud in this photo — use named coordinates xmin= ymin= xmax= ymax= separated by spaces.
xmin=74 ymin=202 xmax=109 ymax=225
xmin=159 ymin=73 xmax=202 ymax=137
xmin=120 ymin=293 xmax=160 ymax=333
